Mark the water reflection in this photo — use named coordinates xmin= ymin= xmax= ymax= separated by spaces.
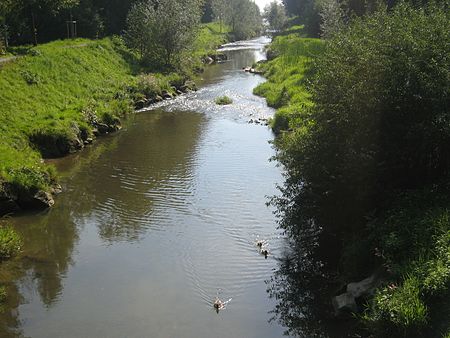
xmin=0 ymin=206 xmax=78 ymax=337
xmin=267 ymin=169 xmax=361 ymax=336
xmin=268 ymin=236 xmax=332 ymax=337
xmin=61 ymin=111 xmax=205 ymax=243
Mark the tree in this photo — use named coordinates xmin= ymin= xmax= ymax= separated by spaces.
xmin=263 ymin=1 xmax=287 ymax=32
xmin=228 ymin=0 xmax=262 ymax=40
xmin=125 ymin=0 xmax=202 ymax=66
xmin=0 ymin=0 xmax=12 ymax=50
xmin=211 ymin=0 xmax=230 ymax=32
xmin=124 ymin=2 xmax=151 ymax=59
xmin=317 ymin=0 xmax=344 ymax=38
xmin=282 ymin=0 xmax=321 ymax=36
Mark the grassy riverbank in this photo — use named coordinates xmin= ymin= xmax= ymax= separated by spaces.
xmin=0 ymin=23 xmax=229 ymax=214
xmin=256 ymin=4 xmax=449 ymax=337
xmin=253 ymin=30 xmax=324 ymax=133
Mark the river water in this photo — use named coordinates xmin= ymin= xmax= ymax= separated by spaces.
xmin=0 ymin=37 xmax=291 ymax=338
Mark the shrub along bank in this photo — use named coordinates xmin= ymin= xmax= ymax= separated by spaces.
xmin=0 ymin=23 xmax=229 ymax=216
xmin=256 ymin=3 xmax=449 ymax=337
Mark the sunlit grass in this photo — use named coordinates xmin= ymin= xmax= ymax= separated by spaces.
xmin=253 ymin=32 xmax=323 ymax=133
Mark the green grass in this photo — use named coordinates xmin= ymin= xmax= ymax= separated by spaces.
xmin=0 ymin=37 xmax=137 ymax=191
xmin=0 ymin=225 xmax=22 ymax=258
xmin=359 ymin=186 xmax=450 ymax=335
xmin=215 ymin=96 xmax=233 ymax=105
xmin=253 ymin=32 xmax=324 ymax=133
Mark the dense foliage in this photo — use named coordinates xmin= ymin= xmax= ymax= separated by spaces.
xmin=257 ymin=2 xmax=449 ymax=336
xmin=281 ymin=0 xmax=438 ymax=37
xmin=0 ymin=0 xmax=262 ymax=47
xmin=0 ymin=0 xmax=137 ymax=45
xmin=278 ymin=3 xmax=449 ymax=237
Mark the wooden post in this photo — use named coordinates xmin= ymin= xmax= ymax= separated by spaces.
xmin=31 ymin=12 xmax=37 ymax=46
xmin=69 ymin=13 xmax=73 ymax=38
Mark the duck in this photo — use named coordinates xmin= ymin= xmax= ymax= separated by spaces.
xmin=213 ymin=297 xmax=224 ymax=313
xmin=261 ymin=249 xmax=269 ymax=259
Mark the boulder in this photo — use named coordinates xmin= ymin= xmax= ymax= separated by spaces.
xmin=332 ymin=292 xmax=357 ymax=315
xmin=134 ymin=99 xmax=147 ymax=110
xmin=14 ymin=189 xmax=54 ymax=210
xmin=184 ymin=81 xmax=197 ymax=91
xmin=203 ymin=56 xmax=214 ymax=64
xmin=162 ymin=91 xmax=173 ymax=100
xmin=69 ymin=137 xmax=84 ymax=153
xmin=347 ymin=274 xmax=379 ymax=298
xmin=31 ymin=190 xmax=55 ymax=209
xmin=51 ymin=184 xmax=63 ymax=195
xmin=212 ymin=53 xmax=227 ymax=62
xmin=96 ymin=123 xmax=110 ymax=134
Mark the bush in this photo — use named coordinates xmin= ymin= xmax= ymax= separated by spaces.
xmin=134 ymin=74 xmax=165 ymax=99
xmin=215 ymin=96 xmax=233 ymax=105
xmin=0 ymin=226 xmax=22 ymax=259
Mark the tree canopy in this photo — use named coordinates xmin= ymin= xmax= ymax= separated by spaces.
xmin=263 ymin=1 xmax=287 ymax=32
xmin=125 ymin=0 xmax=202 ymax=67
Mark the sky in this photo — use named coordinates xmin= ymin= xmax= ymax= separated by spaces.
xmin=254 ymin=0 xmax=281 ymax=11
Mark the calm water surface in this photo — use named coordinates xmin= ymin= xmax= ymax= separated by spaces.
xmin=0 ymin=37 xmax=290 ymax=338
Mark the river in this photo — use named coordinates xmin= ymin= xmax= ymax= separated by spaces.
xmin=0 ymin=37 xmax=291 ymax=338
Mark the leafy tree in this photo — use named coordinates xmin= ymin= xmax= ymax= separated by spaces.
xmin=263 ymin=1 xmax=287 ymax=32
xmin=317 ymin=0 xmax=344 ymax=37
xmin=124 ymin=2 xmax=151 ymax=59
xmin=228 ymin=0 xmax=262 ymax=40
xmin=125 ymin=0 xmax=202 ymax=67
xmin=211 ymin=0 xmax=230 ymax=32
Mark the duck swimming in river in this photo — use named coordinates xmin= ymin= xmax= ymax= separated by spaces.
xmin=213 ymin=297 xmax=224 ymax=313
xmin=213 ymin=296 xmax=232 ymax=313
xmin=261 ymin=249 xmax=269 ymax=259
